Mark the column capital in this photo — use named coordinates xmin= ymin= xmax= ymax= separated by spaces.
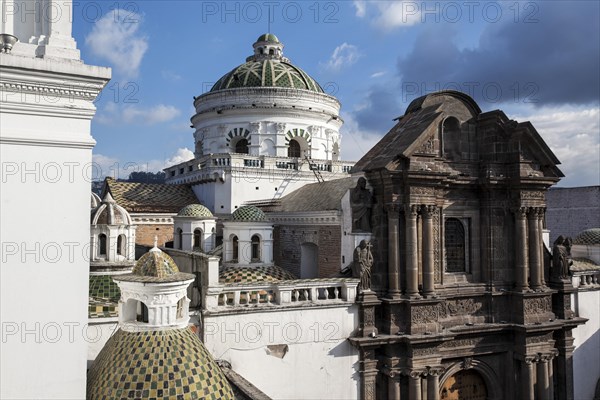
xmin=421 ymin=204 xmax=437 ymax=218
xmin=512 ymin=206 xmax=529 ymax=218
xmin=385 ymin=203 xmax=402 ymax=214
xmin=405 ymin=204 xmax=419 ymax=217
xmin=426 ymin=366 xmax=445 ymax=376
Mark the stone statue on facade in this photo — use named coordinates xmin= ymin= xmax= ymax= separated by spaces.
xmin=353 ymin=240 xmax=373 ymax=292
xmin=351 ymin=177 xmax=373 ymax=232
xmin=552 ymin=235 xmax=573 ymax=280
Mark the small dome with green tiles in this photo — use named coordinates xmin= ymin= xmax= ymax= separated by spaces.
xmin=220 ymin=265 xmax=296 ymax=284
xmin=133 ymin=247 xmax=179 ymax=278
xmin=210 ymin=34 xmax=324 ymax=93
xmin=256 ymin=33 xmax=280 ymax=43
xmin=177 ymin=204 xmax=213 ymax=218
xmin=573 ymin=228 xmax=600 ymax=245
xmin=232 ymin=205 xmax=267 ymax=222
xmin=87 ymin=328 xmax=234 ymax=400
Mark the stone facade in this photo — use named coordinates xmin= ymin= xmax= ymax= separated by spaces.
xmin=349 ymin=91 xmax=586 ymax=400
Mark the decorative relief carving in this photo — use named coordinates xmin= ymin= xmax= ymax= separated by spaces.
xmin=521 ymin=191 xmax=545 ymax=201
xmin=446 ymin=298 xmax=483 ymax=316
xmin=444 ymin=337 xmax=484 ymax=348
xmin=526 ymin=332 xmax=553 ymax=344
xmin=524 ymin=296 xmax=552 ymax=314
xmin=411 ymin=305 xmax=438 ymax=324
xmin=412 ymin=187 xmax=435 ymax=196
xmin=276 ymin=122 xmax=287 ymax=134
xmin=363 ymin=307 xmax=375 ymax=326
xmin=412 ymin=346 xmax=440 ymax=357
xmin=249 ymin=122 xmax=261 ymax=134
xmin=364 ymin=382 xmax=375 ymax=400
xmin=433 ymin=208 xmax=441 ymax=284
xmin=417 ymin=135 xmax=435 ymax=154
xmin=461 ymin=357 xmax=473 ymax=369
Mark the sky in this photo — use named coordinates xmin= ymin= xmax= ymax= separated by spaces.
xmin=72 ymin=0 xmax=599 ymax=187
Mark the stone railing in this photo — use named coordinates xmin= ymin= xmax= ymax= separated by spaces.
xmin=205 ymin=278 xmax=359 ymax=311
xmin=573 ymin=271 xmax=600 ymax=289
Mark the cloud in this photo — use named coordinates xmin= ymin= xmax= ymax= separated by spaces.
xmin=85 ymin=9 xmax=148 ymax=78
xmin=397 ymin=2 xmax=600 ymax=107
xmin=353 ymin=86 xmax=402 ymax=133
xmin=161 ymin=70 xmax=182 ymax=82
xmin=339 ymin=112 xmax=385 ymax=162
xmin=354 ymin=1 xmax=422 ymax=29
xmin=370 ymin=71 xmax=386 ymax=79
xmin=324 ymin=43 xmax=361 ymax=72
xmin=163 ymin=148 xmax=195 ymax=169
xmin=96 ymin=103 xmax=181 ymax=125
xmin=512 ymin=105 xmax=600 ymax=187
xmin=92 ymin=148 xmax=195 ymax=180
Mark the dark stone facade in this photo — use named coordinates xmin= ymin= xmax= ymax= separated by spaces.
xmin=349 ymin=91 xmax=586 ymax=400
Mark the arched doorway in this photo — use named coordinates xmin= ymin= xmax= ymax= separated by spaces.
xmin=441 ymin=369 xmax=487 ymax=400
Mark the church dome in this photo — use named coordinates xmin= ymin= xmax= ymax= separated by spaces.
xmin=573 ymin=228 xmax=600 ymax=245
xmin=132 ymin=246 xmax=180 ymax=279
xmin=177 ymin=203 xmax=213 ymax=218
xmin=87 ymin=328 xmax=234 ymax=400
xmin=210 ymin=34 xmax=324 ymax=93
xmin=232 ymin=205 xmax=267 ymax=222
xmin=91 ymin=192 xmax=132 ymax=225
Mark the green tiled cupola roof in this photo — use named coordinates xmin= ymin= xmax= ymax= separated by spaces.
xmin=210 ymin=34 xmax=324 ymax=93
xmin=232 ymin=205 xmax=267 ymax=222
xmin=573 ymin=228 xmax=600 ymax=245
xmin=256 ymin=33 xmax=279 ymax=43
xmin=133 ymin=247 xmax=180 ymax=278
xmin=178 ymin=204 xmax=213 ymax=218
xmin=87 ymin=328 xmax=234 ymax=400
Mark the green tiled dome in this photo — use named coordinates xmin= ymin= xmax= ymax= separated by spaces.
xmin=178 ymin=204 xmax=213 ymax=218
xmin=87 ymin=328 xmax=234 ymax=400
xmin=89 ymin=275 xmax=120 ymax=319
xmin=219 ymin=265 xmax=296 ymax=284
xmin=256 ymin=33 xmax=280 ymax=43
xmin=133 ymin=248 xmax=180 ymax=278
xmin=232 ymin=205 xmax=267 ymax=222
xmin=573 ymin=228 xmax=600 ymax=245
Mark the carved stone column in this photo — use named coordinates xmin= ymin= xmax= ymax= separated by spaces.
xmin=537 ymin=208 xmax=546 ymax=287
xmin=556 ymin=331 xmax=576 ymax=400
xmin=426 ymin=367 xmax=443 ymax=400
xmin=361 ymin=348 xmax=378 ymax=400
xmin=405 ymin=205 xmax=420 ymax=298
xmin=522 ymin=356 xmax=536 ymax=400
xmin=528 ymin=208 xmax=542 ymax=290
xmin=422 ymin=205 xmax=436 ymax=298
xmin=387 ymin=204 xmax=401 ymax=298
xmin=536 ymin=355 xmax=550 ymax=400
xmin=514 ymin=207 xmax=529 ymax=291
xmin=408 ymin=370 xmax=423 ymax=400
xmin=547 ymin=350 xmax=558 ymax=400
xmin=388 ymin=373 xmax=401 ymax=400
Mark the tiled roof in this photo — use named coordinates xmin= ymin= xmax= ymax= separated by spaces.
xmin=232 ymin=205 xmax=267 ymax=222
xmin=178 ymin=204 xmax=213 ymax=218
xmin=219 ymin=265 xmax=297 ymax=284
xmin=573 ymin=228 xmax=600 ymax=245
xmin=103 ymin=177 xmax=198 ymax=213
xmin=89 ymin=275 xmax=121 ymax=319
xmin=87 ymin=328 xmax=234 ymax=400
xmin=263 ymin=177 xmax=356 ymax=213
xmin=571 ymin=257 xmax=599 ymax=272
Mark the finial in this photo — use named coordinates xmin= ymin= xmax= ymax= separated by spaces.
xmin=149 ymin=236 xmax=160 ymax=252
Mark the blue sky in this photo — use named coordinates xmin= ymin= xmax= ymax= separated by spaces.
xmin=73 ymin=1 xmax=599 ymax=187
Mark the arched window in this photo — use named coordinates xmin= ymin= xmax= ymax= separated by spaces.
xmin=442 ymin=117 xmax=461 ymax=158
xmin=235 ymin=138 xmax=249 ymax=154
xmin=269 ymin=48 xmax=274 ymax=55
xmin=193 ymin=229 xmax=202 ymax=250
xmin=177 ymin=228 xmax=183 ymax=250
xmin=232 ymin=235 xmax=239 ymax=262
xmin=176 ymin=297 xmax=185 ymax=319
xmin=98 ymin=234 xmax=107 ymax=257
xmin=117 ymin=234 xmax=126 ymax=256
xmin=288 ymin=139 xmax=301 ymax=158
xmin=251 ymin=235 xmax=261 ymax=262
xmin=445 ymin=218 xmax=466 ymax=273
xmin=136 ymin=301 xmax=149 ymax=323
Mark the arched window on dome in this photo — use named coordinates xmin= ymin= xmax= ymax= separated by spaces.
xmin=235 ymin=138 xmax=249 ymax=154
xmin=117 ymin=234 xmax=126 ymax=256
xmin=136 ymin=301 xmax=149 ymax=323
xmin=251 ymin=235 xmax=261 ymax=262
xmin=288 ymin=139 xmax=301 ymax=158
xmin=193 ymin=228 xmax=203 ymax=251
xmin=176 ymin=297 xmax=185 ymax=320
xmin=269 ymin=48 xmax=274 ymax=55
xmin=98 ymin=234 xmax=107 ymax=257
xmin=232 ymin=235 xmax=239 ymax=262
xmin=177 ymin=228 xmax=183 ymax=250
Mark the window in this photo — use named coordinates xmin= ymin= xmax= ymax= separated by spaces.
xmin=288 ymin=139 xmax=301 ymax=158
xmin=251 ymin=235 xmax=261 ymax=262
xmin=176 ymin=297 xmax=185 ymax=319
xmin=193 ymin=229 xmax=202 ymax=250
xmin=117 ymin=234 xmax=126 ymax=256
xmin=442 ymin=117 xmax=461 ymax=158
xmin=235 ymin=139 xmax=249 ymax=154
xmin=98 ymin=234 xmax=107 ymax=257
xmin=232 ymin=235 xmax=239 ymax=262
xmin=177 ymin=228 xmax=183 ymax=250
xmin=136 ymin=301 xmax=149 ymax=323
xmin=445 ymin=218 xmax=466 ymax=273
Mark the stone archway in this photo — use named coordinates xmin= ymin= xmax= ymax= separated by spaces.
xmin=440 ymin=369 xmax=487 ymax=400
xmin=439 ymin=359 xmax=502 ymax=400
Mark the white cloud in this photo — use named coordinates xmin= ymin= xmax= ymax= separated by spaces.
xmin=85 ymin=9 xmax=148 ymax=78
xmin=512 ymin=105 xmax=600 ymax=187
xmin=161 ymin=70 xmax=182 ymax=81
xmin=355 ymin=1 xmax=423 ymax=30
xmin=92 ymin=148 xmax=195 ymax=180
xmin=96 ymin=103 xmax=181 ymax=125
xmin=324 ymin=43 xmax=361 ymax=72
xmin=370 ymin=71 xmax=386 ymax=78
xmin=353 ymin=0 xmax=366 ymax=17
xmin=339 ymin=112 xmax=384 ymax=162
